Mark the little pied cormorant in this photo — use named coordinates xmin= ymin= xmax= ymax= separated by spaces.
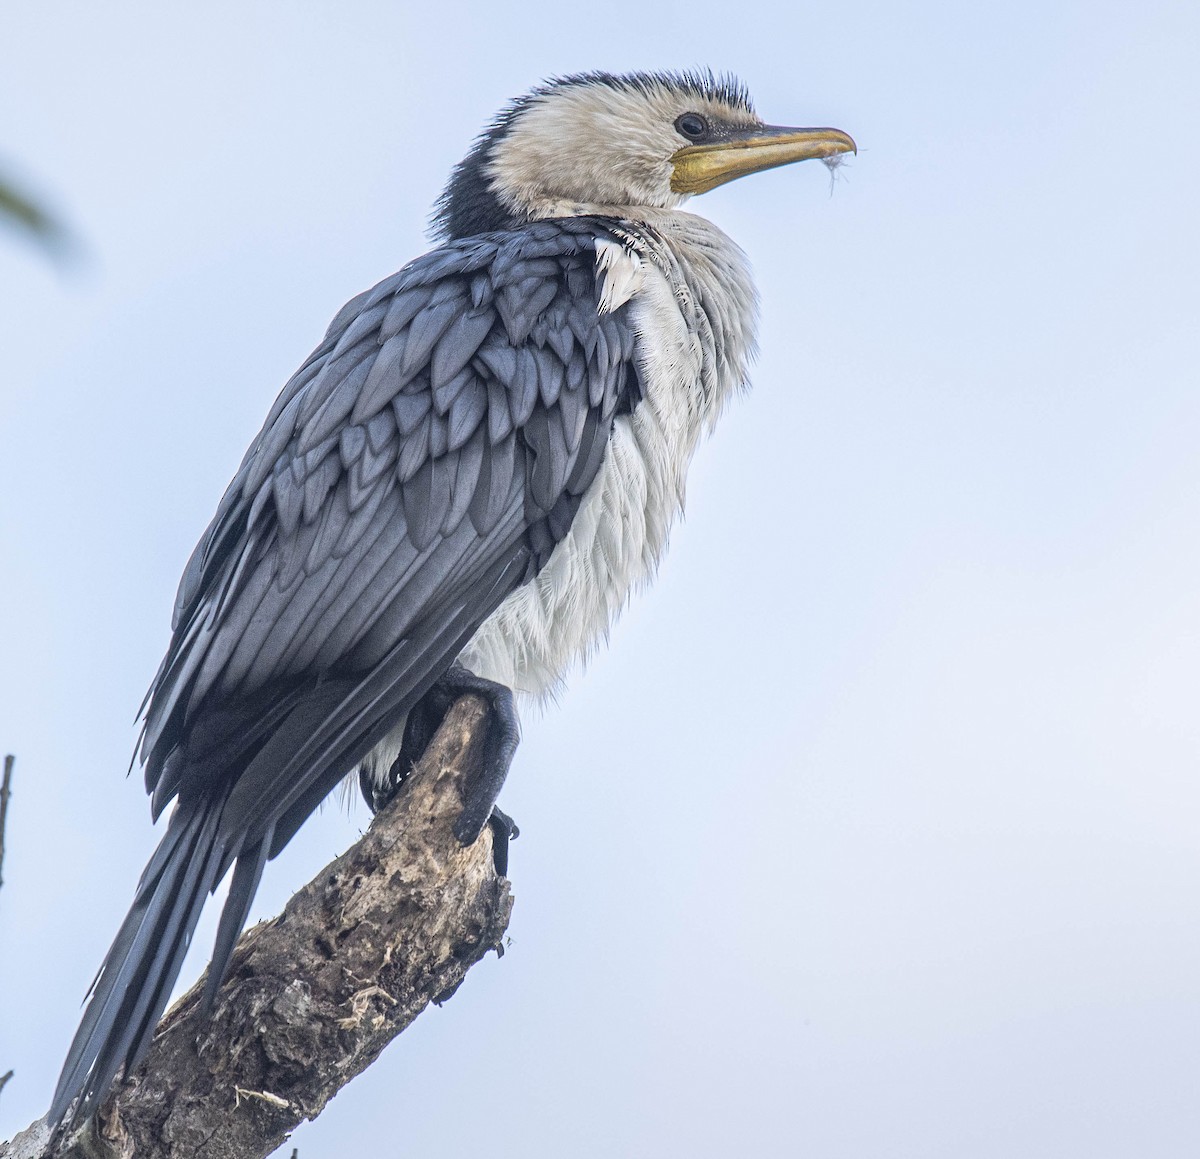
xmin=50 ymin=69 xmax=854 ymax=1131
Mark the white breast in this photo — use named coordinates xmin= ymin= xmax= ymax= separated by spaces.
xmin=458 ymin=220 xmax=752 ymax=700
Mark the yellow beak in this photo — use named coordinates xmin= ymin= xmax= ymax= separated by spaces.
xmin=671 ymin=125 xmax=857 ymax=195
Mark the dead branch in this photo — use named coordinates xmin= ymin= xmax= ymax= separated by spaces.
xmin=2 ymin=697 xmax=513 ymax=1159
xmin=1 ymin=758 xmax=14 ymax=1125
xmin=0 ymin=755 xmax=13 ymax=893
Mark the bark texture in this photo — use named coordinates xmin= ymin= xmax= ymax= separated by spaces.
xmin=2 ymin=696 xmax=513 ymax=1159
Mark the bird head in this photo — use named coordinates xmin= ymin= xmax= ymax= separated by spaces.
xmin=433 ymin=70 xmax=855 ymax=239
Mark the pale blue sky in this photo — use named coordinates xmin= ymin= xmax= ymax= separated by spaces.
xmin=2 ymin=2 xmax=1198 ymax=1155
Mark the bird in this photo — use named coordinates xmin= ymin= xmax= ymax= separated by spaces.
xmin=49 ymin=69 xmax=854 ymax=1131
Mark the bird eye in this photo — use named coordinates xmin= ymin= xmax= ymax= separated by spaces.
xmin=675 ymin=113 xmax=708 ymax=141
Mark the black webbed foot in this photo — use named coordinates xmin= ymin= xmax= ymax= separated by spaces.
xmin=360 ymin=665 xmax=520 ymax=874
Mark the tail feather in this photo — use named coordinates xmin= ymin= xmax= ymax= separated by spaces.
xmin=49 ymin=796 xmax=228 ymax=1131
xmin=201 ymin=822 xmax=274 ymax=1014
xmin=121 ymin=804 xmax=227 ymax=1070
xmin=51 ymin=806 xmax=206 ymax=1119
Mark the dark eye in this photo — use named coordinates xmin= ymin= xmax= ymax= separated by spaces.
xmin=675 ymin=113 xmax=708 ymax=140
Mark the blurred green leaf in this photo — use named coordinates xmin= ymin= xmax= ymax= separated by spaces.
xmin=0 ymin=169 xmax=77 ymax=262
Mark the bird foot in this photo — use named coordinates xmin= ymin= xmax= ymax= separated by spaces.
xmin=360 ymin=665 xmax=520 ymax=875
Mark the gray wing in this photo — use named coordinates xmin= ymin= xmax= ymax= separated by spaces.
xmin=140 ymin=217 xmax=640 ymax=854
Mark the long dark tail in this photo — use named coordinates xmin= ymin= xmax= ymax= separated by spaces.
xmin=48 ymin=793 xmax=258 ymax=1131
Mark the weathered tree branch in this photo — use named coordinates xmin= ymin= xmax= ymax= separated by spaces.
xmin=3 ymin=697 xmax=513 ymax=1159
xmin=0 ymin=754 xmax=14 ymax=894
xmin=1 ymin=756 xmax=15 ymax=1116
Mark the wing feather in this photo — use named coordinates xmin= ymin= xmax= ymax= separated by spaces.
xmin=143 ymin=218 xmax=643 ymax=859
